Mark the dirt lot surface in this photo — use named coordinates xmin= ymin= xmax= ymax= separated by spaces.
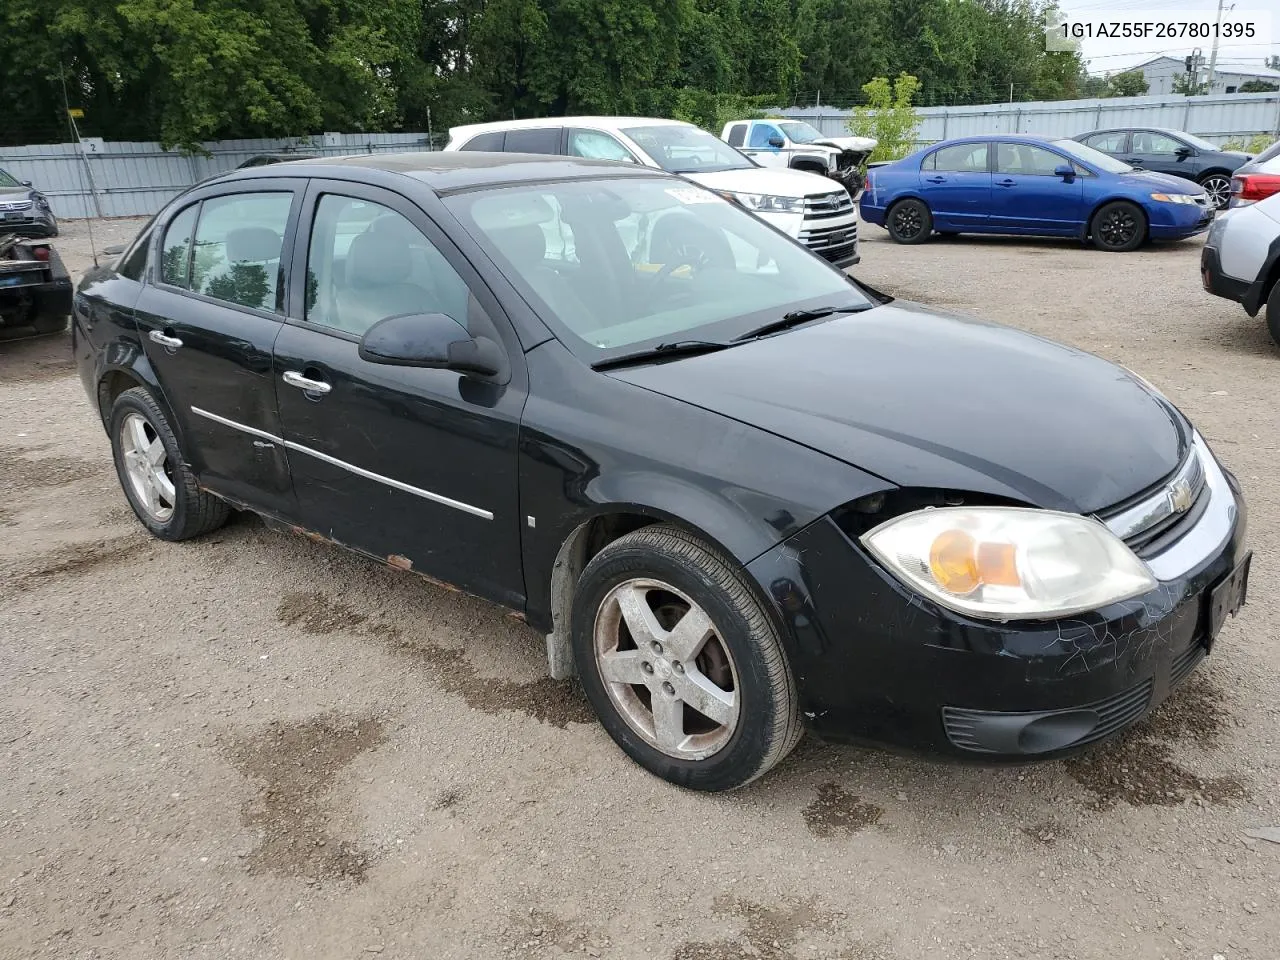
xmin=1 ymin=216 xmax=1277 ymax=960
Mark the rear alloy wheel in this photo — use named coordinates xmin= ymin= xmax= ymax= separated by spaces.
xmin=109 ymin=387 xmax=229 ymax=541
xmin=1199 ymin=174 xmax=1232 ymax=210
xmin=572 ymin=525 xmax=801 ymax=791
xmin=1091 ymin=201 xmax=1146 ymax=252
xmin=886 ymin=198 xmax=932 ymax=244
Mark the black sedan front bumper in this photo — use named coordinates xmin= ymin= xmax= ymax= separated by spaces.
xmin=747 ymin=463 xmax=1249 ymax=760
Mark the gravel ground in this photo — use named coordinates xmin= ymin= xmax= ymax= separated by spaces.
xmin=1 ymin=216 xmax=1277 ymax=960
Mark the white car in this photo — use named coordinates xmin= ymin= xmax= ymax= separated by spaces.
xmin=1201 ymin=190 xmax=1280 ymax=345
xmin=1229 ymin=137 xmax=1280 ymax=208
xmin=445 ymin=117 xmax=860 ymax=268
xmin=721 ymin=118 xmax=875 ymax=195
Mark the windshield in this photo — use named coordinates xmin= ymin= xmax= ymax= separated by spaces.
xmin=445 ymin=177 xmax=869 ymax=360
xmin=1177 ymin=131 xmax=1221 ymax=152
xmin=620 ymin=124 xmax=754 ymax=174
xmin=0 ymin=169 xmax=21 ymax=188
xmin=1051 ymin=139 xmax=1132 ymax=174
xmin=778 ymin=121 xmax=824 ymax=144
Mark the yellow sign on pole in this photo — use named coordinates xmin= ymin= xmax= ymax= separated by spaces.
xmin=67 ymin=108 xmax=84 ymax=119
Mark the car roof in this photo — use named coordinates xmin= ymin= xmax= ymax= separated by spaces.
xmin=448 ymin=116 xmax=692 ymax=139
xmin=1086 ymin=126 xmax=1191 ymax=137
xmin=216 ymin=150 xmax=667 ymax=193
xmin=924 ymin=135 xmax=1061 ymax=147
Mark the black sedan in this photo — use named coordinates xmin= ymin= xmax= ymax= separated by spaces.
xmin=0 ymin=167 xmax=58 ymax=237
xmin=73 ymin=153 xmax=1250 ymax=790
xmin=1074 ymin=128 xmax=1252 ymax=209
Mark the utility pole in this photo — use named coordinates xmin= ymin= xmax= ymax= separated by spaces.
xmin=1205 ymin=0 xmax=1228 ymax=92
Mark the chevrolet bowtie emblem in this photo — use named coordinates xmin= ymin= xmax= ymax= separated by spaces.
xmin=1169 ymin=478 xmax=1194 ymax=514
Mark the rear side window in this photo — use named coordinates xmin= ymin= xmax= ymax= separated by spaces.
xmin=1084 ymin=132 xmax=1127 ymax=153
xmin=931 ymin=143 xmax=989 ymax=172
xmin=505 ymin=128 xmax=562 ymax=154
xmin=190 ymin=192 xmax=293 ymax=312
xmin=160 ymin=204 xmax=198 ymax=287
xmin=117 ymin=216 xmax=158 ymax=281
xmin=460 ymin=131 xmax=505 ymax=151
xmin=726 ymin=124 xmax=746 ymax=147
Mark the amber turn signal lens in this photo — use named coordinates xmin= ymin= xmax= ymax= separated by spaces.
xmin=929 ymin=531 xmax=1020 ymax=595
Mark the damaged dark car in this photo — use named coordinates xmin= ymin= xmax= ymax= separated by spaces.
xmin=1 ymin=234 xmax=73 ymax=335
xmin=73 ymin=153 xmax=1250 ymax=791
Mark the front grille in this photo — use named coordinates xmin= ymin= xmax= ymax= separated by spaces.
xmin=0 ymin=200 xmax=34 ymax=212
xmin=802 ymin=191 xmax=855 ymax=220
xmin=799 ymin=221 xmax=858 ymax=261
xmin=1101 ymin=445 xmax=1207 ymax=557
xmin=942 ymin=680 xmax=1153 ymax=753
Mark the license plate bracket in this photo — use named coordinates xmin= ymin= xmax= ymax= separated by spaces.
xmin=1204 ymin=552 xmax=1251 ymax=652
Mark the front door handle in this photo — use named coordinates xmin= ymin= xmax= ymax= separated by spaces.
xmin=996 ymin=178 xmax=1016 ymax=187
xmin=925 ymin=176 xmax=946 ymax=183
xmin=148 ymin=329 xmax=183 ymax=349
xmin=282 ymin=370 xmax=332 ymax=395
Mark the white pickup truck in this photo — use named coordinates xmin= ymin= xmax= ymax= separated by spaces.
xmin=722 ymin=119 xmax=876 ymax=195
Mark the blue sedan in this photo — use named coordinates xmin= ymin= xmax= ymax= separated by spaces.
xmin=860 ymin=135 xmax=1214 ymax=252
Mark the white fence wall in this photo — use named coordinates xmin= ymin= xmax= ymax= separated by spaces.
xmin=781 ymin=91 xmax=1280 ymax=150
xmin=0 ymin=132 xmax=434 ymax=220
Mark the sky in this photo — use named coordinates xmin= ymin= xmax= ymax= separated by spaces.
xmin=1054 ymin=0 xmax=1280 ymax=75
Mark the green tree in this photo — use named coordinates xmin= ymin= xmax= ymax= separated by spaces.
xmin=1106 ymin=70 xmax=1149 ymax=97
xmin=1238 ymin=79 xmax=1279 ymax=93
xmin=848 ymin=73 xmax=921 ymax=162
xmin=1173 ymin=73 xmax=1209 ymax=96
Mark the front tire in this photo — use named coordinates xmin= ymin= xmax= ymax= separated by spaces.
xmin=109 ymin=387 xmax=229 ymax=541
xmin=1266 ymin=279 xmax=1280 ymax=348
xmin=1199 ymin=173 xmax=1232 ymax=210
xmin=886 ymin=198 xmax=932 ymax=244
xmin=1090 ymin=201 xmax=1146 ymax=252
xmin=571 ymin=525 xmax=801 ymax=791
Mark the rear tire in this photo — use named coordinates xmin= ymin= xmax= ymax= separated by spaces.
xmin=886 ymin=198 xmax=932 ymax=244
xmin=109 ymin=387 xmax=230 ymax=541
xmin=1090 ymin=201 xmax=1146 ymax=252
xmin=571 ymin=524 xmax=801 ymax=791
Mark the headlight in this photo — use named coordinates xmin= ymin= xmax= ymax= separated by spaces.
xmin=861 ymin=507 xmax=1156 ymax=620
xmin=1150 ymin=193 xmax=1200 ymax=204
xmin=727 ymin=192 xmax=801 ymax=213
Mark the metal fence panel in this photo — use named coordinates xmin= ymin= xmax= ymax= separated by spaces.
xmin=0 ymin=132 xmax=434 ymax=220
xmin=780 ymin=91 xmax=1280 ymax=151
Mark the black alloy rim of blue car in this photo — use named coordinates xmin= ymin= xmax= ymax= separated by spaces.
xmin=891 ymin=203 xmax=925 ymax=240
xmin=1096 ymin=207 xmax=1138 ymax=248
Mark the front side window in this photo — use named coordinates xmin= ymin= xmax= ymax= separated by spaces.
xmin=305 ymin=195 xmax=471 ymax=337
xmin=189 ymin=192 xmax=292 ymax=311
xmin=995 ymin=143 xmax=1068 ymax=176
xmin=0 ymin=169 xmax=21 ymax=188
xmin=568 ymin=130 xmax=637 ymax=163
xmin=160 ymin=204 xmax=199 ymax=288
xmin=749 ymin=123 xmax=783 ymax=148
xmin=621 ymin=124 xmax=754 ymax=174
xmin=445 ymin=177 xmax=868 ymax=359
xmin=932 ymin=143 xmax=989 ymax=173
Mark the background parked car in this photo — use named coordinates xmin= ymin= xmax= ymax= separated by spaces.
xmin=1229 ymin=137 xmax=1280 ymax=208
xmin=0 ymin=167 xmax=58 ymax=237
xmin=1074 ymin=128 xmax=1252 ymax=210
xmin=235 ymin=153 xmax=319 ymax=168
xmin=861 ymin=135 xmax=1213 ymax=251
xmin=1201 ymin=190 xmax=1280 ymax=345
xmin=720 ymin=118 xmax=875 ymax=194
xmin=0 ymin=233 xmax=72 ymax=335
xmin=446 ymin=117 xmax=861 ymax=268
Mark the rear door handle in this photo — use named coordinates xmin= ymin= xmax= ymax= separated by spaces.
xmin=996 ymin=179 xmax=1016 ymax=187
xmin=282 ymin=370 xmax=332 ymax=395
xmin=925 ymin=176 xmax=946 ymax=183
xmin=148 ymin=330 xmax=183 ymax=349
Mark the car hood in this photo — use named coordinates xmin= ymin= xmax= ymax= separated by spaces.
xmin=685 ymin=166 xmax=839 ymax=198
xmin=1119 ymin=170 xmax=1205 ymax=194
xmin=811 ymin=135 xmax=878 ymax=153
xmin=609 ymin=303 xmax=1189 ymax=514
xmin=0 ymin=186 xmax=30 ymax=200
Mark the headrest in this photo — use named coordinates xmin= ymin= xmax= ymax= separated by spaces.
xmin=471 ymin=192 xmax=555 ymax=231
xmin=224 ymin=227 xmax=281 ymax=263
xmin=488 ymin=224 xmax=546 ymax=270
xmin=347 ymin=229 xmax=412 ymax=287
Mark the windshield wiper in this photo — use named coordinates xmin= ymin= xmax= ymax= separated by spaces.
xmin=733 ymin=304 xmax=871 ymax=342
xmin=591 ymin=339 xmax=734 ymax=370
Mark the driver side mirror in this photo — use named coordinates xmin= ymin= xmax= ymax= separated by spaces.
xmin=1053 ymin=164 xmax=1076 ymax=182
xmin=767 ymin=135 xmax=785 ymax=148
xmin=1175 ymin=146 xmax=1194 ymax=158
xmin=20 ymin=180 xmax=32 ymax=187
xmin=358 ymin=312 xmax=506 ymax=379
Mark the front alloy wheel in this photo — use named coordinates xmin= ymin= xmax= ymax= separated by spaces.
xmin=1200 ymin=174 xmax=1231 ymax=210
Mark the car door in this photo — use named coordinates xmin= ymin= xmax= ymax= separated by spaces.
xmin=131 ymin=181 xmax=301 ymax=516
xmin=272 ymin=180 xmax=527 ymax=608
xmin=1128 ymin=131 xmax=1197 ymax=181
xmin=989 ymin=142 xmax=1085 ymax=234
xmin=744 ymin=122 xmax=788 ymax=169
xmin=919 ymin=142 xmax=992 ymax=229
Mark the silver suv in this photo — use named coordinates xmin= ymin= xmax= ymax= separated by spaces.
xmin=1201 ymin=189 xmax=1280 ymax=345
